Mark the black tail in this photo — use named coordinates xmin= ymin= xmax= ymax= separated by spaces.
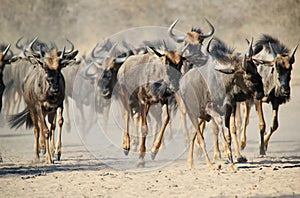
xmin=8 ymin=107 xmax=33 ymax=129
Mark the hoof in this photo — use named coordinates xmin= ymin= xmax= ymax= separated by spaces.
xmin=54 ymin=153 xmax=61 ymax=161
xmin=151 ymin=151 xmax=157 ymax=160
xmin=40 ymin=149 xmax=46 ymax=155
xmin=123 ymin=149 xmax=130 ymax=156
xmin=237 ymin=156 xmax=247 ymax=163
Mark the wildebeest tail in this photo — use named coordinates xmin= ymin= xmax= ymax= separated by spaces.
xmin=8 ymin=107 xmax=33 ymax=129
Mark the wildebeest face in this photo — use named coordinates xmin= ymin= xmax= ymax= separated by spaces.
xmin=268 ymin=42 xmax=298 ymax=97
xmin=99 ymin=69 xmax=114 ymax=98
xmin=45 ymin=68 xmax=62 ymax=97
xmin=274 ymin=55 xmax=293 ymax=97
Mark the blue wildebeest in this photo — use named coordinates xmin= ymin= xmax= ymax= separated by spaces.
xmin=168 ymin=19 xmax=215 ymax=144
xmin=9 ymin=39 xmax=78 ymax=163
xmin=236 ymin=34 xmax=298 ymax=155
xmin=116 ymin=44 xmax=188 ymax=167
xmin=179 ymin=38 xmax=264 ymax=168
xmin=2 ymin=37 xmax=52 ymax=115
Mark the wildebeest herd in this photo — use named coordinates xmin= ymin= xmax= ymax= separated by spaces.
xmin=0 ymin=19 xmax=298 ymax=169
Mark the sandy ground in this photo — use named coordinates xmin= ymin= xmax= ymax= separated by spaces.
xmin=1 ymin=79 xmax=300 ymax=197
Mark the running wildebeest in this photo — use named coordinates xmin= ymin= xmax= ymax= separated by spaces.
xmin=179 ymin=38 xmax=264 ymax=168
xmin=236 ymin=34 xmax=298 ymax=155
xmin=116 ymin=44 xmax=189 ymax=167
xmin=9 ymin=38 xmax=78 ymax=164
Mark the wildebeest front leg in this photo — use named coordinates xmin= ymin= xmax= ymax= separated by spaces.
xmin=254 ymin=100 xmax=266 ymax=155
xmin=264 ymin=101 xmax=279 ymax=151
xmin=240 ymin=101 xmax=251 ymax=150
xmin=47 ymin=112 xmax=57 ymax=158
xmin=230 ymin=106 xmax=247 ymax=163
xmin=151 ymin=102 xmax=169 ymax=160
xmin=137 ymin=104 xmax=149 ymax=167
xmin=37 ymin=107 xmax=53 ymax=164
xmin=122 ymin=109 xmax=130 ymax=155
xmin=224 ymin=104 xmax=233 ymax=164
xmin=54 ymin=107 xmax=63 ymax=161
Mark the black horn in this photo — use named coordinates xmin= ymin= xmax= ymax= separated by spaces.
xmin=289 ymin=44 xmax=298 ymax=64
xmin=3 ymin=44 xmax=11 ymax=57
xmin=65 ymin=39 xmax=74 ymax=54
xmin=199 ymin=19 xmax=215 ymax=39
xmin=246 ymin=37 xmax=253 ymax=57
xmin=168 ymin=19 xmax=185 ymax=43
xmin=206 ymin=37 xmax=214 ymax=54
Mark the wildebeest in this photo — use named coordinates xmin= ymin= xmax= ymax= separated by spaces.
xmin=237 ymin=34 xmax=298 ymax=155
xmin=2 ymin=37 xmax=51 ymax=115
xmin=179 ymin=38 xmax=264 ymax=168
xmin=116 ymin=44 xmax=188 ymax=167
xmin=0 ymin=44 xmax=12 ymax=112
xmin=9 ymin=39 xmax=78 ymax=164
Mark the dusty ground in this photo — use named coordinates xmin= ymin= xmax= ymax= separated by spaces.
xmin=0 ymin=0 xmax=300 ymax=197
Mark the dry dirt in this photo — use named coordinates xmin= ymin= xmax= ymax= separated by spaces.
xmin=0 ymin=0 xmax=300 ymax=197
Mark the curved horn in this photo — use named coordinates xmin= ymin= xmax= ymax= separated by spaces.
xmin=206 ymin=37 xmax=214 ymax=54
xmin=115 ymin=53 xmax=129 ymax=63
xmin=168 ymin=19 xmax=185 ymax=43
xmin=15 ymin=37 xmax=24 ymax=50
xmin=92 ymin=43 xmax=101 ymax=59
xmin=27 ymin=37 xmax=39 ymax=57
xmin=289 ymin=44 xmax=298 ymax=60
xmin=199 ymin=18 xmax=215 ymax=39
xmin=65 ymin=39 xmax=74 ymax=54
xmin=83 ymin=62 xmax=98 ymax=79
xmin=242 ymin=54 xmax=247 ymax=71
xmin=3 ymin=44 xmax=11 ymax=57
xmin=246 ymin=37 xmax=253 ymax=57
xmin=268 ymin=42 xmax=277 ymax=58
xmin=60 ymin=47 xmax=65 ymax=59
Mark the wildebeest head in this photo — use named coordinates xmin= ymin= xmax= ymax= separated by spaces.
xmin=27 ymin=38 xmax=78 ymax=102
xmin=88 ymin=43 xmax=129 ymax=99
xmin=208 ymin=38 xmax=264 ymax=101
xmin=146 ymin=44 xmax=189 ymax=92
xmin=254 ymin=35 xmax=298 ymax=98
xmin=168 ymin=19 xmax=214 ymax=55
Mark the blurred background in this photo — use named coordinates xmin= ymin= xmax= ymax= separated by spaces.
xmin=0 ymin=0 xmax=298 ymax=49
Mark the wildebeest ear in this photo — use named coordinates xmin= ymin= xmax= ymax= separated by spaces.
xmin=64 ymin=50 xmax=78 ymax=60
xmin=60 ymin=59 xmax=76 ymax=69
